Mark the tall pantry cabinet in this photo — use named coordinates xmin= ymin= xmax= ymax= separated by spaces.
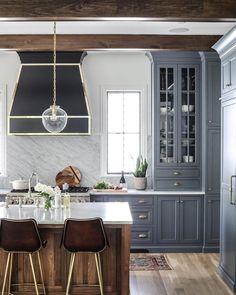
xmin=213 ymin=25 xmax=236 ymax=291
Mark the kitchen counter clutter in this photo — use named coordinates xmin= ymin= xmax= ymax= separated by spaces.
xmin=0 ymin=202 xmax=132 ymax=295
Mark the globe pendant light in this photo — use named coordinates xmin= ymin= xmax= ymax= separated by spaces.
xmin=42 ymin=21 xmax=68 ymax=133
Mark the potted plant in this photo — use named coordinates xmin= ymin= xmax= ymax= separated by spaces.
xmin=133 ymin=156 xmax=148 ymax=190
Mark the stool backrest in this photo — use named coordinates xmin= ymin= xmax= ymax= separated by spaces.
xmin=0 ymin=218 xmax=43 ymax=252
xmin=62 ymin=218 xmax=108 ymax=253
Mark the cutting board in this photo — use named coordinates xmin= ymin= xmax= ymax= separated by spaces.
xmin=56 ymin=166 xmax=81 ymax=188
xmin=92 ymin=188 xmax=128 ymax=193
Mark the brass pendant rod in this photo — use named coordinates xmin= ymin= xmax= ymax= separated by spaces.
xmin=53 ymin=21 xmax=56 ymax=107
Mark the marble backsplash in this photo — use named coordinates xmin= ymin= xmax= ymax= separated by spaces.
xmin=0 ymin=135 xmax=152 ymax=189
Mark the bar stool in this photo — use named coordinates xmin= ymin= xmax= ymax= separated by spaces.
xmin=61 ymin=218 xmax=109 ymax=295
xmin=0 ymin=218 xmax=46 ymax=295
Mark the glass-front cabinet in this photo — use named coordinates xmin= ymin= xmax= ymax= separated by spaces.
xmin=157 ymin=64 xmax=199 ymax=166
xmin=179 ymin=66 xmax=198 ymax=165
xmin=159 ymin=67 xmax=176 ymax=164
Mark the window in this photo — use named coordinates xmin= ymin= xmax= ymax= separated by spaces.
xmin=0 ymin=85 xmax=6 ymax=176
xmin=106 ymin=91 xmax=141 ymax=174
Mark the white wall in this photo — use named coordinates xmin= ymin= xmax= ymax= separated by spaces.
xmin=0 ymin=51 xmax=152 ymax=188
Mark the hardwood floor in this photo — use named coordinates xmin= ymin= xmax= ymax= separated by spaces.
xmin=130 ymin=253 xmax=234 ymax=295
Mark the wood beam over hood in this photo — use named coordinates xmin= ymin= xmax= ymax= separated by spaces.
xmin=0 ymin=34 xmax=221 ymax=51
xmin=0 ymin=1 xmax=235 ymax=20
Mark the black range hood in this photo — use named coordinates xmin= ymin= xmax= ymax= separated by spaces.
xmin=9 ymin=52 xmax=91 ymax=135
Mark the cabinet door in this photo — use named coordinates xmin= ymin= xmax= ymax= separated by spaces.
xmin=179 ymin=196 xmax=202 ymax=244
xmin=178 ymin=65 xmax=200 ymax=166
xmin=222 ymin=60 xmax=231 ymax=92
xmin=157 ymin=196 xmax=179 ymax=244
xmin=157 ymin=65 xmax=178 ymax=165
xmin=206 ymin=129 xmax=221 ymax=194
xmin=205 ymin=196 xmax=220 ymax=245
xmin=222 ymin=54 xmax=236 ymax=94
xmin=207 ymin=61 xmax=221 ymax=127
xmin=220 ymin=99 xmax=236 ymax=281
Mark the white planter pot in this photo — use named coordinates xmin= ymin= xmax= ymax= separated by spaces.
xmin=133 ymin=177 xmax=147 ymax=190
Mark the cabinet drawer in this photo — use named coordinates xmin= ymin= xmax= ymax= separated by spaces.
xmin=105 ymin=195 xmax=154 ymax=206
xmin=156 ymin=168 xmax=200 ymax=178
xmin=155 ymin=179 xmax=200 ymax=190
xmin=131 ymin=208 xmax=153 ymax=225
xmin=131 ymin=227 xmax=154 ymax=245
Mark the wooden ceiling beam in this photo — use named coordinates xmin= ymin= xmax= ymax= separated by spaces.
xmin=0 ymin=1 xmax=235 ymax=20
xmin=0 ymin=35 xmax=221 ymax=51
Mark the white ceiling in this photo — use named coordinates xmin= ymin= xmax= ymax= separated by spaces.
xmin=0 ymin=21 xmax=235 ymax=35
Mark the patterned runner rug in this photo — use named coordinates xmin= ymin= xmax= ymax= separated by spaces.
xmin=130 ymin=254 xmax=173 ymax=271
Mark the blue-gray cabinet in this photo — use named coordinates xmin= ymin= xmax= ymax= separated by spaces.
xmin=152 ymin=52 xmax=201 ymax=191
xmin=204 ymin=196 xmax=220 ymax=246
xmin=221 ymin=52 xmax=236 ymax=95
xmin=102 ymin=194 xmax=155 ymax=246
xmin=206 ymin=129 xmax=221 ymax=195
xmin=157 ymin=195 xmax=202 ymax=245
xmin=213 ymin=26 xmax=236 ymax=291
xmin=219 ymin=98 xmax=236 ymax=291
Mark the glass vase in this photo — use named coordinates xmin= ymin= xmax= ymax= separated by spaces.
xmin=44 ymin=195 xmax=52 ymax=210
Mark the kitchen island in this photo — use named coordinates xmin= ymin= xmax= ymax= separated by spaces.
xmin=0 ymin=202 xmax=132 ymax=295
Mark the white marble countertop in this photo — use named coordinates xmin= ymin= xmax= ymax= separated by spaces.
xmin=0 ymin=189 xmax=11 ymax=194
xmin=0 ymin=202 xmax=133 ymax=225
xmin=90 ymin=189 xmax=205 ymax=195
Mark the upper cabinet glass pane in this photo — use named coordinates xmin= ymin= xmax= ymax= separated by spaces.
xmin=180 ymin=67 xmax=196 ymax=164
xmin=159 ymin=67 xmax=175 ymax=164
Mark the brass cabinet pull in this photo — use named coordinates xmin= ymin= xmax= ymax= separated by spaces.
xmin=208 ymin=200 xmax=212 ymax=203
xmin=138 ymin=215 xmax=148 ymax=219
xmin=174 ymin=182 xmax=181 ymax=186
xmin=138 ymin=234 xmax=147 ymax=239
xmin=208 ymin=187 xmax=212 ymax=191
xmin=173 ymin=171 xmax=180 ymax=175
xmin=180 ymin=200 xmax=184 ymax=203
xmin=138 ymin=200 xmax=147 ymax=204
xmin=230 ymin=175 xmax=236 ymax=205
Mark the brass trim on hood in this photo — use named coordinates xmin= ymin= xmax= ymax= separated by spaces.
xmin=8 ymin=62 xmax=91 ymax=136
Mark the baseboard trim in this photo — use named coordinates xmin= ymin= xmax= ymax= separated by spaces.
xmin=202 ymin=246 xmax=219 ymax=253
xmin=218 ymin=265 xmax=236 ymax=292
xmin=131 ymin=245 xmax=203 ymax=253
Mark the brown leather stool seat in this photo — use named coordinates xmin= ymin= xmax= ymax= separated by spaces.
xmin=0 ymin=218 xmax=46 ymax=295
xmin=61 ymin=218 xmax=109 ymax=295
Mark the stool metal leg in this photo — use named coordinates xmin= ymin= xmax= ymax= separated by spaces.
xmin=97 ymin=253 xmax=103 ymax=288
xmin=37 ymin=252 xmax=46 ymax=295
xmin=29 ymin=253 xmax=39 ymax=295
xmin=95 ymin=253 xmax=104 ymax=295
xmin=1 ymin=253 xmax=11 ymax=295
xmin=7 ymin=253 xmax=13 ymax=295
xmin=66 ymin=253 xmax=76 ymax=295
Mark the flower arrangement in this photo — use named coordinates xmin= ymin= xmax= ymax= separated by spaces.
xmin=35 ymin=183 xmax=55 ymax=210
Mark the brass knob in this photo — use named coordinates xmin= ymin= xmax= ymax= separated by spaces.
xmin=139 ymin=215 xmax=147 ymax=219
xmin=173 ymin=171 xmax=180 ymax=175
xmin=174 ymin=182 xmax=181 ymax=186
xmin=138 ymin=200 xmax=147 ymax=204
xmin=138 ymin=234 xmax=147 ymax=239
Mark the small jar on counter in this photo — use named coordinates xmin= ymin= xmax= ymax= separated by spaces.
xmin=63 ymin=193 xmax=70 ymax=208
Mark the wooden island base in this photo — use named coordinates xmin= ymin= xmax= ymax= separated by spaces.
xmin=0 ymin=224 xmax=131 ymax=295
